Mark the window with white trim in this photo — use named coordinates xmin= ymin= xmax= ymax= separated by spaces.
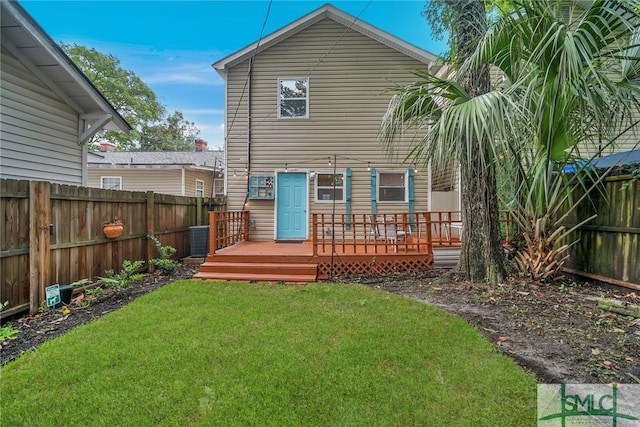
xmin=101 ymin=176 xmax=122 ymax=190
xmin=378 ymin=171 xmax=407 ymax=202
xmin=213 ymin=179 xmax=224 ymax=196
xmin=195 ymin=179 xmax=205 ymax=197
xmin=315 ymin=172 xmax=345 ymax=203
xmin=278 ymin=78 xmax=308 ymax=119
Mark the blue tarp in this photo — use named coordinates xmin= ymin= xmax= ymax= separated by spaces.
xmin=563 ymin=149 xmax=640 ymax=173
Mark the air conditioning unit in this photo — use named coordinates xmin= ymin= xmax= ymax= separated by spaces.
xmin=189 ymin=225 xmax=209 ymax=258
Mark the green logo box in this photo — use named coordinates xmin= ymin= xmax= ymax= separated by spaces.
xmin=538 ymin=384 xmax=640 ymax=426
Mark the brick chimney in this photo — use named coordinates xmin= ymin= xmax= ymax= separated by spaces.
xmin=195 ymin=139 xmax=208 ymax=152
xmin=99 ymin=142 xmax=116 ymax=152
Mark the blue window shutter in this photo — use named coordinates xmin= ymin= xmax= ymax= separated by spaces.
xmin=408 ymin=169 xmax=415 ymax=223
xmin=345 ymin=168 xmax=352 ymax=230
xmin=370 ymin=168 xmax=377 ymax=213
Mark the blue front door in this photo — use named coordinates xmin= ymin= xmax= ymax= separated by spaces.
xmin=276 ymin=172 xmax=307 ymax=240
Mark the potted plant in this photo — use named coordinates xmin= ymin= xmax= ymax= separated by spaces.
xmin=103 ymin=217 xmax=124 ymax=239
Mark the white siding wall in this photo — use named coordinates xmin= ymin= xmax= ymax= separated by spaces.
xmin=0 ymin=46 xmax=84 ymax=185
xmin=225 ymin=19 xmax=436 ymax=240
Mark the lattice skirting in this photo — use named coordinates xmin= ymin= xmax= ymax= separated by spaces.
xmin=317 ymin=256 xmax=432 ymax=277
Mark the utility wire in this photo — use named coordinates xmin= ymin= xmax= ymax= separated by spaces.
xmin=225 ymin=0 xmax=273 ymax=141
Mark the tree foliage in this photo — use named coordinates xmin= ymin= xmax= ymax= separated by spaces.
xmin=384 ymin=0 xmax=640 ymax=282
xmin=139 ymin=111 xmax=201 ymax=151
xmin=61 ymin=43 xmax=165 ymax=151
xmin=61 ymin=43 xmax=202 ymax=152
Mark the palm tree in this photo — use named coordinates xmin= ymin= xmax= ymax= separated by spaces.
xmin=380 ymin=0 xmax=640 ymax=281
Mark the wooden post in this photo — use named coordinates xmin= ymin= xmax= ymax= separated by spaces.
xmin=196 ymin=197 xmax=202 ymax=225
xmin=29 ymin=181 xmax=51 ymax=315
xmin=209 ymin=211 xmax=217 ymax=255
xmin=146 ymin=191 xmax=155 ymax=272
xmin=243 ymin=212 xmax=250 ymax=242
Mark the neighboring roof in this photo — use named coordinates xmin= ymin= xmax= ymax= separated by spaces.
xmin=0 ymin=0 xmax=130 ymax=134
xmin=593 ymin=149 xmax=640 ymax=169
xmin=213 ymin=3 xmax=442 ymax=77
xmin=87 ymin=150 xmax=224 ymax=171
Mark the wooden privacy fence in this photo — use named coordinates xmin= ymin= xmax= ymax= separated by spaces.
xmin=563 ymin=174 xmax=640 ymax=288
xmin=1 ymin=179 xmax=216 ymax=317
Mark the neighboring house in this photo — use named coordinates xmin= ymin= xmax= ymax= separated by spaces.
xmin=0 ymin=0 xmax=130 ymax=185
xmin=87 ymin=142 xmax=225 ymax=198
xmin=213 ymin=4 xmax=454 ymax=241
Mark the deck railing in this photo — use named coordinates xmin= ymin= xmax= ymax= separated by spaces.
xmin=211 ymin=211 xmax=249 ymax=252
xmin=312 ymin=212 xmax=434 ymax=256
xmin=428 ymin=210 xmax=515 ymax=246
xmin=208 ymin=210 xmax=515 ymax=256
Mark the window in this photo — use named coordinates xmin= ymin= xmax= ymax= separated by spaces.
xmin=249 ymin=175 xmax=275 ymax=199
xmin=315 ymin=172 xmax=344 ymax=202
xmin=278 ymin=78 xmax=308 ymax=119
xmin=378 ymin=171 xmax=407 ymax=202
xmin=213 ymin=179 xmax=224 ymax=196
xmin=101 ymin=176 xmax=121 ymax=190
xmin=195 ymin=179 xmax=205 ymax=197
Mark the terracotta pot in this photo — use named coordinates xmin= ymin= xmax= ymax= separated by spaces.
xmin=103 ymin=224 xmax=124 ymax=239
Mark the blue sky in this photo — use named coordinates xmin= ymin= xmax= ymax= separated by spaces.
xmin=22 ymin=1 xmax=447 ymax=150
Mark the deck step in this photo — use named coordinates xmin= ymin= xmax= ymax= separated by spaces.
xmin=194 ymin=272 xmax=317 ymax=283
xmin=194 ymin=261 xmax=318 ymax=283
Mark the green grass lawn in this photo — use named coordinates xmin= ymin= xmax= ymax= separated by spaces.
xmin=1 ymin=281 xmax=537 ymax=426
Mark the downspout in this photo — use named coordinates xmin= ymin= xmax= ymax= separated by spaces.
xmin=245 ymin=57 xmax=254 ymax=198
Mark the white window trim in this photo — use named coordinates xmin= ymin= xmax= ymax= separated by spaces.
xmin=101 ymin=176 xmax=122 ymax=190
xmin=195 ymin=179 xmax=205 ymax=197
xmin=277 ymin=77 xmax=309 ymax=119
xmin=213 ymin=179 xmax=225 ymax=196
xmin=314 ymin=171 xmax=345 ymax=203
xmin=377 ymin=170 xmax=408 ymax=203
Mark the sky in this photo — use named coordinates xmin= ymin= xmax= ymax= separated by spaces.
xmin=21 ymin=1 xmax=448 ymax=150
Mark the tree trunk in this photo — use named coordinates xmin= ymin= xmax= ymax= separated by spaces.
xmin=453 ymin=0 xmax=506 ymax=283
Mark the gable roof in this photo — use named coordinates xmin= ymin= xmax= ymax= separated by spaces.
xmin=87 ymin=150 xmax=224 ymax=172
xmin=213 ymin=3 xmax=442 ymax=77
xmin=1 ymin=0 xmax=131 ymax=136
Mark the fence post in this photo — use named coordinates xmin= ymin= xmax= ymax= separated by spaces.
xmin=146 ymin=191 xmax=155 ymax=272
xmin=196 ymin=197 xmax=202 ymax=225
xmin=29 ymin=181 xmax=51 ymax=315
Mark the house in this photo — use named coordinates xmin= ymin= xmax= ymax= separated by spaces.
xmin=0 ymin=0 xmax=130 ymax=185
xmin=194 ymin=4 xmax=467 ymax=281
xmin=87 ymin=141 xmax=225 ymax=198
xmin=213 ymin=4 xmax=453 ymax=243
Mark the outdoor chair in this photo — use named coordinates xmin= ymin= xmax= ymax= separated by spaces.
xmin=368 ymin=215 xmax=408 ymax=252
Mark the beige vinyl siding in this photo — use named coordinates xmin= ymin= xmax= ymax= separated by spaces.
xmin=87 ymin=168 xmax=218 ymax=197
xmin=225 ymin=19 xmax=435 ymax=240
xmin=185 ymin=170 xmax=216 ymax=198
xmin=0 ymin=46 xmax=83 ymax=185
xmin=87 ymin=169 xmax=183 ymax=195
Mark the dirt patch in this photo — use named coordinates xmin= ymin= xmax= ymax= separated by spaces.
xmin=346 ymin=269 xmax=640 ymax=384
xmin=2 ymin=265 xmax=639 ymax=384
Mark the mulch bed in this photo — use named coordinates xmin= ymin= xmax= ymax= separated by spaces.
xmin=2 ymin=264 xmax=639 ymax=384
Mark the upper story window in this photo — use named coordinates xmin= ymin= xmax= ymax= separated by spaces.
xmin=315 ymin=172 xmax=345 ymax=203
xmin=278 ymin=78 xmax=308 ymax=119
xmin=378 ymin=171 xmax=407 ymax=202
xmin=195 ymin=179 xmax=205 ymax=197
xmin=101 ymin=176 xmax=121 ymax=190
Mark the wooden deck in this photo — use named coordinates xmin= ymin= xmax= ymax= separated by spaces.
xmin=192 ymin=210 xmax=491 ymax=283
xmin=194 ymin=238 xmax=438 ymax=283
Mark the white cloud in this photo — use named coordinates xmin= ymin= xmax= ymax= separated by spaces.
xmin=143 ymin=63 xmax=224 ymax=86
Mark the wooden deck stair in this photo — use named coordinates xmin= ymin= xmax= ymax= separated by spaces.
xmin=194 ymin=258 xmax=318 ymax=283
